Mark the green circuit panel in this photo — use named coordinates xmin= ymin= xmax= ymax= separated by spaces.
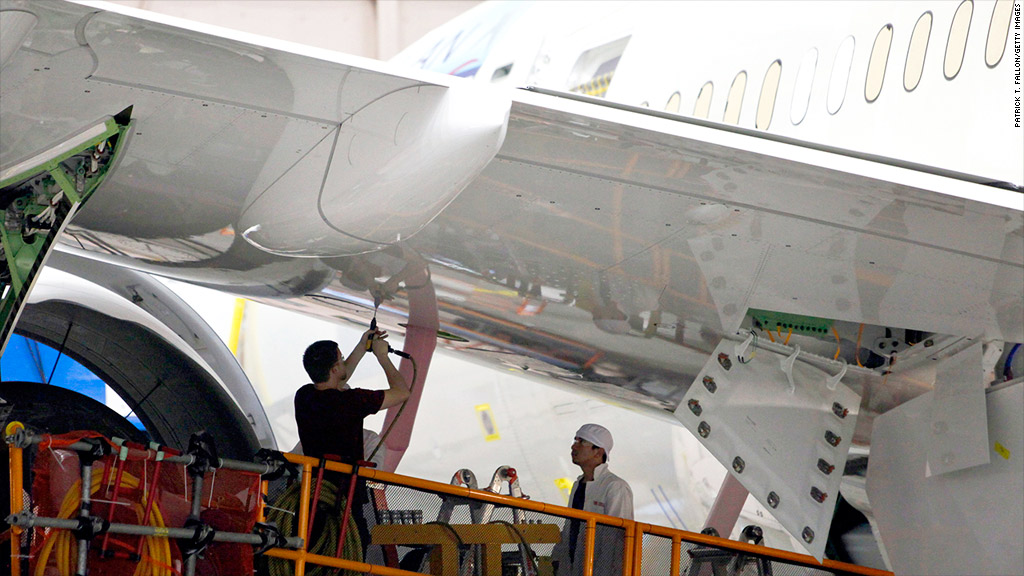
xmin=1 ymin=110 xmax=132 ymax=355
xmin=748 ymin=308 xmax=835 ymax=337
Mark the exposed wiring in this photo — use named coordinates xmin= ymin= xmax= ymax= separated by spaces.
xmin=782 ymin=327 xmax=793 ymax=346
xmin=33 ymin=190 xmax=64 ymax=227
xmin=831 ymin=326 xmax=842 ymax=360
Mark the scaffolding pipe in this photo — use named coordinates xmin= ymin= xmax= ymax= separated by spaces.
xmin=77 ymin=459 xmax=93 ymax=576
xmin=12 ymin=431 xmax=278 ymax=474
xmin=183 ymin=467 xmax=205 ymax=576
xmin=5 ymin=513 xmax=303 ymax=547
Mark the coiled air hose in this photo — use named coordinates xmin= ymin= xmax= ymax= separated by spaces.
xmin=34 ymin=467 xmax=174 ymax=576
xmin=263 ymin=479 xmax=360 ymax=576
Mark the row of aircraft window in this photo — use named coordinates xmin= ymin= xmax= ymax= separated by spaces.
xmin=643 ymin=0 xmax=1013 ymax=130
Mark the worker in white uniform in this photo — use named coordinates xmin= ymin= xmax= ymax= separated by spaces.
xmin=551 ymin=424 xmax=634 ymax=576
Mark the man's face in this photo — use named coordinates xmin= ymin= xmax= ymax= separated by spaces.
xmin=571 ymin=436 xmax=603 ymax=467
xmin=332 ymin=348 xmax=347 ymax=382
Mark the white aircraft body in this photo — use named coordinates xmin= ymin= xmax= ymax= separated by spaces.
xmin=1 ymin=1 xmax=1021 ymax=573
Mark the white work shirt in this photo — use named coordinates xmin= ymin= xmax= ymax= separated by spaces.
xmin=552 ymin=463 xmax=634 ymax=576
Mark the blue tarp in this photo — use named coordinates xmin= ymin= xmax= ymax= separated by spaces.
xmin=1 ymin=334 xmax=144 ymax=429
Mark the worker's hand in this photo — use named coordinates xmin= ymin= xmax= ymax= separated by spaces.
xmin=361 ymin=327 xmax=376 ymax=349
xmin=370 ymin=329 xmax=390 ymax=357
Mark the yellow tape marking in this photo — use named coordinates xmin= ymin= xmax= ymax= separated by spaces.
xmin=994 ymin=442 xmax=1010 ymax=460
xmin=475 ymin=404 xmax=500 ymax=442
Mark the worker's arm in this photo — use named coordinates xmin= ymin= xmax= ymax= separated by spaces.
xmin=370 ymin=332 xmax=410 ymax=409
xmin=341 ymin=328 xmax=376 ymax=383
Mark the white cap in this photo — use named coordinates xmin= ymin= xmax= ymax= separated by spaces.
xmin=576 ymin=424 xmax=613 ymax=459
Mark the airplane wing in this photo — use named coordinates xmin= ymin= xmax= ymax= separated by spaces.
xmin=3 ymin=0 xmax=1022 ymax=561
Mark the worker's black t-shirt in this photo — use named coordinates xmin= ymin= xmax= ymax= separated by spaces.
xmin=294 ymin=385 xmax=385 ymax=463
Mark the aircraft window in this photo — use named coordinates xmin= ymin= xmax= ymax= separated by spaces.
xmin=567 ymin=36 xmax=631 ymax=98
xmin=756 ymin=60 xmax=782 ymax=130
xmin=694 ymin=82 xmax=713 ymax=118
xmin=790 ymin=48 xmax=817 ymax=125
xmin=985 ymin=0 xmax=1013 ymax=67
xmin=723 ymin=71 xmax=747 ymax=125
xmin=904 ymin=12 xmax=932 ymax=91
xmin=665 ymin=92 xmax=681 ymax=113
xmin=865 ymin=24 xmax=893 ymax=102
xmin=944 ymin=0 xmax=973 ymax=79
xmin=827 ymin=36 xmax=856 ymax=115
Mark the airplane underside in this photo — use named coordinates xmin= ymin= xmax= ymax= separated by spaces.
xmin=1 ymin=1 xmax=1022 ymax=573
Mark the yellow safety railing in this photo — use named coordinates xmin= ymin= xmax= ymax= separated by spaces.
xmin=6 ymin=431 xmax=891 ymax=576
xmin=262 ymin=452 xmax=893 ymax=576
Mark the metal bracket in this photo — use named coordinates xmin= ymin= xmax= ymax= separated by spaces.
xmin=780 ymin=345 xmax=801 ymax=395
xmin=826 ymin=359 xmax=848 ymax=391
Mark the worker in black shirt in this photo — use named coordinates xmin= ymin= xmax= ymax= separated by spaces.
xmin=294 ymin=330 xmax=409 ymax=557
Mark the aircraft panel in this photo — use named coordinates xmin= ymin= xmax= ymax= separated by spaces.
xmin=2 ymin=1 xmax=1019 ymax=567
xmin=867 ymin=381 xmax=1023 ymax=574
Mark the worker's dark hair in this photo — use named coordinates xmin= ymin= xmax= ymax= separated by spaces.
xmin=303 ymin=340 xmax=340 ymax=383
xmin=601 ymin=451 xmax=608 ymax=464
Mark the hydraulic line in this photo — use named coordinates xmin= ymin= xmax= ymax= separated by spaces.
xmin=366 ymin=356 xmax=416 ymax=465
xmin=363 ymin=286 xmax=419 ymax=465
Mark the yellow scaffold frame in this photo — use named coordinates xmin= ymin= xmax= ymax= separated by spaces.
xmin=6 ymin=431 xmax=892 ymax=576
xmin=261 ymin=453 xmax=892 ymax=576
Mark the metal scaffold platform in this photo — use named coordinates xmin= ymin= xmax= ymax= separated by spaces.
xmin=5 ymin=423 xmax=892 ymax=576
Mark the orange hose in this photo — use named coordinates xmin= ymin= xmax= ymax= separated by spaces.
xmin=855 ymin=324 xmax=865 ymax=366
